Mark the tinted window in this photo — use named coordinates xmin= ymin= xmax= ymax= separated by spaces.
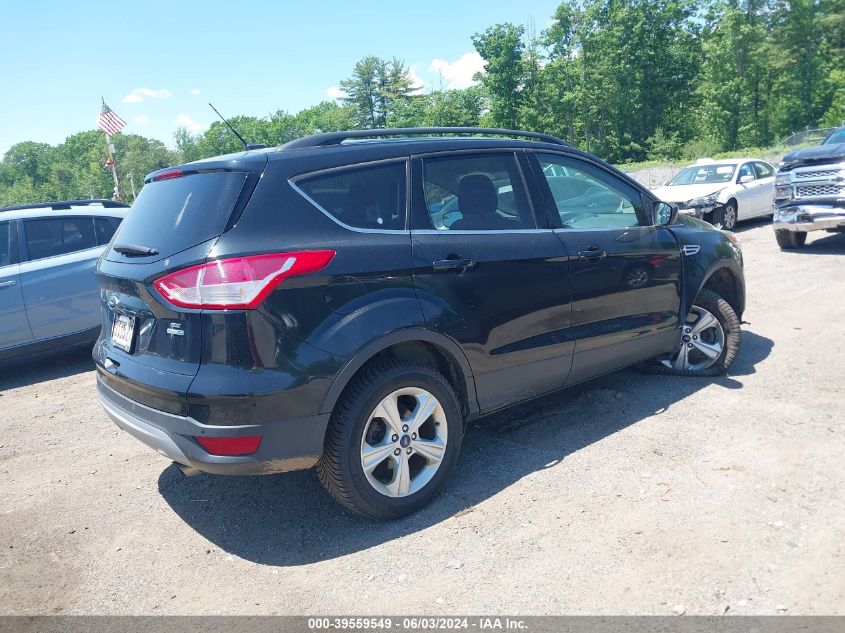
xmin=537 ymin=153 xmax=647 ymax=229
xmin=824 ymin=129 xmax=845 ymax=145
xmin=753 ymin=162 xmax=773 ymax=178
xmin=297 ymin=162 xmax=406 ymax=230
xmin=421 ymin=153 xmax=534 ymax=231
xmin=24 ymin=217 xmax=97 ymax=260
xmin=95 ymin=216 xmax=122 ymax=245
xmin=0 ymin=222 xmax=10 ymax=267
xmin=738 ymin=163 xmax=755 ymax=181
xmin=112 ymin=172 xmax=248 ymax=258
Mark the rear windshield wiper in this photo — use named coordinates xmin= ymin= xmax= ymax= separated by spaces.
xmin=113 ymin=244 xmax=159 ymax=257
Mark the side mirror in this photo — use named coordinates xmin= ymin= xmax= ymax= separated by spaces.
xmin=738 ymin=174 xmax=754 ymax=184
xmin=654 ymin=201 xmax=678 ymax=226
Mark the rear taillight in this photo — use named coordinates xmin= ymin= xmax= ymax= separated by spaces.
xmin=194 ymin=435 xmax=262 ymax=456
xmin=151 ymin=168 xmax=184 ymax=181
xmin=152 ymin=250 xmax=335 ymax=309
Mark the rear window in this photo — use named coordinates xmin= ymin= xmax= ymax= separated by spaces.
xmin=111 ymin=172 xmax=248 ymax=258
xmin=24 ymin=217 xmax=97 ymax=261
xmin=296 ymin=162 xmax=407 ymax=230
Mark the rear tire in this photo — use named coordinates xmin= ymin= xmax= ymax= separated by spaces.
xmin=643 ymin=289 xmax=741 ymax=377
xmin=775 ymin=229 xmax=807 ymax=249
xmin=316 ymin=359 xmax=463 ymax=520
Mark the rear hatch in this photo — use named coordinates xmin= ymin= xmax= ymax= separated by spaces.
xmin=94 ymin=156 xmax=266 ymax=414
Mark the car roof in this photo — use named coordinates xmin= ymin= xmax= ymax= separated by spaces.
xmin=0 ymin=200 xmax=129 ymax=221
xmin=685 ymin=158 xmax=769 ymax=167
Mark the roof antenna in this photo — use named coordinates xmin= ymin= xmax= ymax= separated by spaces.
xmin=208 ymin=103 xmax=266 ymax=150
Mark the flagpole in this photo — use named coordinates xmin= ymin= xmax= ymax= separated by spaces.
xmin=101 ymin=97 xmax=121 ymax=201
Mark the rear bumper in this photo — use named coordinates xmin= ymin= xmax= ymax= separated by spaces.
xmin=773 ymin=204 xmax=845 ymax=233
xmin=97 ymin=374 xmax=329 ymax=475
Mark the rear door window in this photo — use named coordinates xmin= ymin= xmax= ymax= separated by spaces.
xmin=420 ymin=153 xmax=535 ymax=231
xmin=24 ymin=217 xmax=97 ymax=261
xmin=295 ymin=162 xmax=407 ymax=230
xmin=753 ymin=162 xmax=773 ymax=179
xmin=110 ymin=171 xmax=249 ymax=259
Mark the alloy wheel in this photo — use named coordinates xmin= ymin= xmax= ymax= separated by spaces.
xmin=359 ymin=387 xmax=448 ymax=498
xmin=661 ymin=305 xmax=726 ymax=371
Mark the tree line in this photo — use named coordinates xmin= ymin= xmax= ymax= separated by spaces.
xmin=2 ymin=0 xmax=842 ymax=206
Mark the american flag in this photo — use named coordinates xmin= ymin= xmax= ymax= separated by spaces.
xmin=98 ymin=101 xmax=126 ymax=136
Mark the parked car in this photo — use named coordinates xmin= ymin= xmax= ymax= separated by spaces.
xmin=773 ymin=126 xmax=845 ymax=249
xmin=94 ymin=127 xmax=745 ymax=519
xmin=651 ymin=158 xmax=776 ymax=230
xmin=0 ymin=199 xmax=128 ymax=360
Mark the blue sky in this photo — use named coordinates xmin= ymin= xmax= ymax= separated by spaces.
xmin=0 ymin=0 xmax=561 ymax=156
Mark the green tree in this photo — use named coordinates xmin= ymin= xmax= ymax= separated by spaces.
xmin=472 ymin=24 xmax=526 ymax=128
xmin=340 ymin=56 xmax=415 ymax=127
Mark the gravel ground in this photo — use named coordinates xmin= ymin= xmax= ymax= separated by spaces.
xmin=1 ymin=219 xmax=843 ymax=616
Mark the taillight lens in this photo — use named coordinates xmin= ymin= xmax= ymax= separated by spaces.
xmin=153 ymin=250 xmax=335 ymax=309
xmin=194 ymin=435 xmax=262 ymax=456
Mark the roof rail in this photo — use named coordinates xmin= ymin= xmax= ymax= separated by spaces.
xmin=281 ymin=127 xmax=569 ymax=150
xmin=0 ymin=199 xmax=130 ymax=213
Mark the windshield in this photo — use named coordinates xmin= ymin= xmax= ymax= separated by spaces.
xmin=823 ymin=129 xmax=845 ymax=145
xmin=668 ymin=164 xmax=736 ymax=185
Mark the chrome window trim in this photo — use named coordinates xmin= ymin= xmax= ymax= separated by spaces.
xmin=412 ymin=228 xmax=553 ymax=235
xmin=287 ymin=158 xmax=411 ymax=235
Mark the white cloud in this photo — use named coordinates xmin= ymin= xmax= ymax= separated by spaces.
xmin=429 ymin=52 xmax=486 ymax=90
xmin=121 ymin=87 xmax=173 ymax=103
xmin=326 ymin=86 xmax=345 ymax=100
xmin=407 ymin=65 xmax=425 ymax=94
xmin=175 ymin=113 xmax=204 ymax=133
xmin=132 ymin=115 xmax=151 ymax=124
xmin=190 ymin=88 xmax=201 ymax=96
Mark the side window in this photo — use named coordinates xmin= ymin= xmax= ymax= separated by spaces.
xmin=0 ymin=222 xmax=11 ymax=267
xmin=753 ymin=162 xmax=773 ymax=179
xmin=738 ymin=163 xmax=755 ymax=181
xmin=421 ymin=153 xmax=535 ymax=231
xmin=536 ymin=153 xmax=647 ymax=229
xmin=95 ymin=216 xmax=122 ymax=245
xmin=23 ymin=217 xmax=97 ymax=261
xmin=296 ymin=162 xmax=406 ymax=230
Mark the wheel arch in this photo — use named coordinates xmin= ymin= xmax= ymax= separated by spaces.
xmin=697 ymin=260 xmax=745 ymax=319
xmin=319 ymin=328 xmax=479 ymax=422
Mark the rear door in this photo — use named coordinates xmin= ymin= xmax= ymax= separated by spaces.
xmin=528 ymin=151 xmax=682 ymax=384
xmin=752 ymin=161 xmax=776 ymax=216
xmin=410 ymin=150 xmax=574 ymax=412
xmin=0 ymin=219 xmax=33 ymax=350
xmin=19 ymin=215 xmax=103 ymax=341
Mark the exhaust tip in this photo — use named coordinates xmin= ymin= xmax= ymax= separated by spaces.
xmin=174 ymin=461 xmax=200 ymax=477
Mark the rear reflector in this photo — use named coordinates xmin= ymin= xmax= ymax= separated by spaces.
xmin=194 ymin=435 xmax=262 ymax=456
xmin=152 ymin=250 xmax=335 ymax=309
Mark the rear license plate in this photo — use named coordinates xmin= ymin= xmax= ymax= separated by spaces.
xmin=111 ymin=315 xmax=135 ymax=352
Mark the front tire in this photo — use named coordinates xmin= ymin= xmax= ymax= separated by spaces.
xmin=316 ymin=359 xmax=463 ymax=520
xmin=775 ymin=229 xmax=807 ymax=249
xmin=713 ymin=201 xmax=738 ymax=230
xmin=647 ymin=289 xmax=741 ymax=377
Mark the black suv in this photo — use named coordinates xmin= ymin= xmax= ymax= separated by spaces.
xmin=94 ymin=127 xmax=745 ymax=519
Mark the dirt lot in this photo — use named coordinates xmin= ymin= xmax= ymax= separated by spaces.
xmin=1 ymin=220 xmax=843 ymax=616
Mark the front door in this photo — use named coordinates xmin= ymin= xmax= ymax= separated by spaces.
xmin=528 ymin=152 xmax=682 ymax=385
xmin=410 ymin=151 xmax=574 ymax=412
xmin=0 ymin=220 xmax=33 ymax=351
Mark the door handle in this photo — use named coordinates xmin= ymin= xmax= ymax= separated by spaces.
xmin=432 ymin=257 xmax=473 ymax=272
xmin=0 ymin=279 xmax=16 ymax=288
xmin=577 ymin=246 xmax=607 ymax=259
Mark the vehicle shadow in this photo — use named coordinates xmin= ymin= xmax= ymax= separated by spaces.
xmin=0 ymin=343 xmax=95 ymax=391
xmin=802 ymin=231 xmax=845 ymax=254
xmin=158 ymin=331 xmax=773 ymax=567
xmin=731 ymin=217 xmax=772 ymax=234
